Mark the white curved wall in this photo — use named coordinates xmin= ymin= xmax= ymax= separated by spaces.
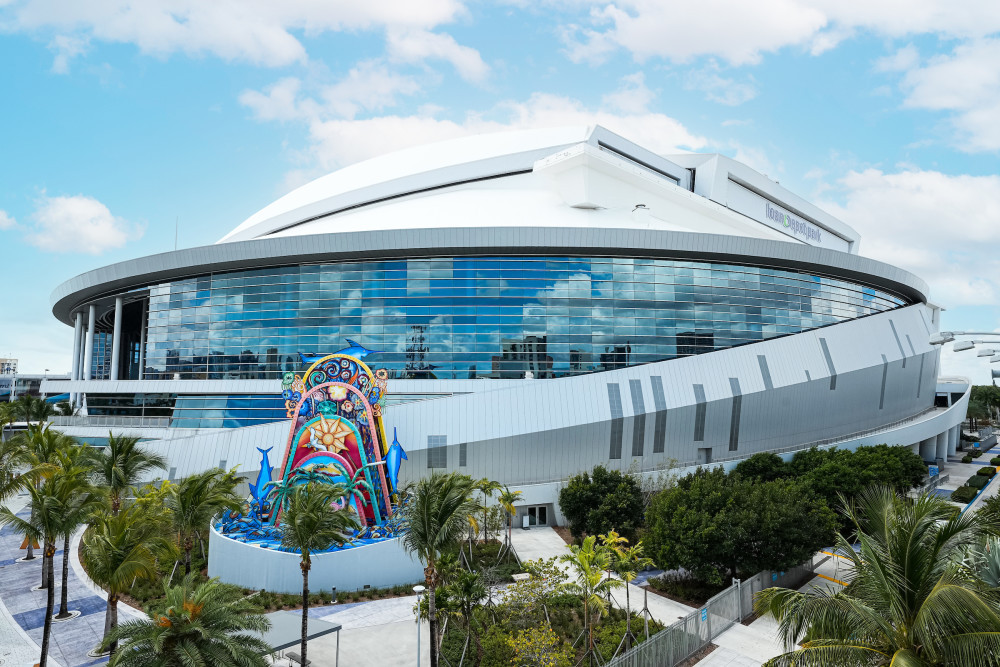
xmin=207 ymin=525 xmax=425 ymax=594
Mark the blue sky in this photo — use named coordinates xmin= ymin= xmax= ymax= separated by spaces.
xmin=1 ymin=1 xmax=998 ymax=381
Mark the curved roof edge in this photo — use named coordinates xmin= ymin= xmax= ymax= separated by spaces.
xmin=51 ymin=227 xmax=929 ymax=325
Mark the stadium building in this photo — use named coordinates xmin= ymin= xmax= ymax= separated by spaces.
xmin=46 ymin=126 xmax=969 ymax=525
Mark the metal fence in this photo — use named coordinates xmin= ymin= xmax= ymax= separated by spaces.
xmin=606 ymin=557 xmax=816 ymax=667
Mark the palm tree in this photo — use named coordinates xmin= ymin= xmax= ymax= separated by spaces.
xmin=53 ymin=445 xmax=101 ymax=619
xmin=497 ymin=485 xmax=521 ymax=548
xmin=756 ymin=486 xmax=1000 ymax=666
xmin=104 ymin=574 xmax=273 ymax=666
xmin=401 ymin=472 xmax=480 ymax=667
xmin=559 ymin=535 xmax=623 ymax=666
xmin=609 ymin=541 xmax=653 ymax=649
xmin=11 ymin=395 xmax=53 ymax=424
xmin=14 ymin=425 xmax=76 ymax=580
xmin=445 ymin=570 xmax=487 ymax=662
xmin=166 ymin=467 xmax=242 ymax=575
xmin=279 ymin=483 xmax=360 ymax=667
xmin=968 ymin=398 xmax=990 ymax=431
xmin=0 ymin=400 xmax=15 ymax=441
xmin=0 ymin=477 xmax=71 ymax=667
xmin=82 ymin=502 xmax=172 ymax=655
xmin=476 ymin=478 xmax=502 ymax=543
xmin=89 ymin=433 xmax=166 ymax=515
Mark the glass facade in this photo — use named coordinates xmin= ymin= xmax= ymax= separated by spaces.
xmin=132 ymin=256 xmax=908 ymax=381
xmin=86 ymin=393 xmax=287 ymax=429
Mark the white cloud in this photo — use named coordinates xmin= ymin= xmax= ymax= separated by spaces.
xmin=874 ymin=43 xmax=919 ymax=72
xmin=685 ymin=61 xmax=757 ymax=106
xmin=895 ymin=38 xmax=1000 ymax=152
xmin=27 ymin=194 xmax=143 ymax=254
xmin=563 ymin=0 xmax=826 ymax=66
xmin=299 ymin=92 xmax=707 ymax=170
xmin=819 ymin=168 xmax=1000 ymax=307
xmin=0 ymin=210 xmax=15 ymax=230
xmin=601 ymin=72 xmax=654 ymax=114
xmin=48 ymin=33 xmax=88 ymax=73
xmin=386 ymin=28 xmax=489 ymax=83
xmin=4 ymin=0 xmax=471 ymax=70
xmin=240 ymin=62 xmax=423 ymax=124
xmin=559 ymin=0 xmax=1000 ymax=66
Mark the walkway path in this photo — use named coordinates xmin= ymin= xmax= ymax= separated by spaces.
xmin=281 ymin=595 xmax=430 ymax=666
xmin=0 ymin=493 xmax=129 ymax=667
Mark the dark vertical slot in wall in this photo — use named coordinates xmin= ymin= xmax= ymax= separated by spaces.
xmin=629 ymin=379 xmax=646 ymax=457
xmin=608 ymin=383 xmax=624 ymax=459
xmin=819 ymin=338 xmax=837 ymax=390
xmin=728 ymin=378 xmax=742 ymax=451
xmin=693 ymin=384 xmax=707 ymax=442
xmin=650 ymin=376 xmax=667 ymax=453
xmin=879 ymin=354 xmax=889 ymax=410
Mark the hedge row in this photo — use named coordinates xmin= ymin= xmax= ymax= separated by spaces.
xmin=979 ymin=466 xmax=997 ymax=478
xmin=951 ymin=486 xmax=978 ymax=504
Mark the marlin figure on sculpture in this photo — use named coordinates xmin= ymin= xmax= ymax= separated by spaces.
xmin=385 ymin=428 xmax=407 ymax=492
xmin=299 ymin=340 xmax=381 ymax=365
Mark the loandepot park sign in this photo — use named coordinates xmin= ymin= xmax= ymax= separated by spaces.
xmin=765 ymin=203 xmax=822 ymax=244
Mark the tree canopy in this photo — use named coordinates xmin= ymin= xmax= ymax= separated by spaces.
xmin=644 ymin=467 xmax=837 ymax=584
xmin=558 ymin=466 xmax=643 ymax=541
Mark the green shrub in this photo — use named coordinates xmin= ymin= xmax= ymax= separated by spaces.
xmin=972 ymin=448 xmax=984 ymax=458
xmin=479 ymin=626 xmax=516 ymax=667
xmin=979 ymin=466 xmax=997 ymax=478
xmin=963 ymin=456 xmax=974 ymax=463
xmin=967 ymin=475 xmax=990 ymax=490
xmin=990 ymin=457 xmax=1000 ymax=466
xmin=648 ymin=573 xmax=727 ymax=604
xmin=951 ymin=486 xmax=978 ymax=504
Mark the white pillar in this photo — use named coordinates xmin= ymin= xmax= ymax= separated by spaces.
xmin=919 ymin=437 xmax=936 ymax=462
xmin=70 ymin=312 xmax=83 ymax=406
xmin=949 ymin=425 xmax=959 ymax=456
xmin=935 ymin=432 xmax=948 ymax=462
xmin=83 ymin=304 xmax=96 ymax=382
xmin=110 ymin=296 xmax=123 ymax=380
xmin=137 ymin=299 xmax=147 ymax=380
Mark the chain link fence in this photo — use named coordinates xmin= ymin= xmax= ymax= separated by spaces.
xmin=606 ymin=557 xmax=816 ymax=667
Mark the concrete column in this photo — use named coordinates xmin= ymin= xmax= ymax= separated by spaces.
xmin=83 ymin=304 xmax=96 ymax=382
xmin=935 ymin=431 xmax=948 ymax=462
xmin=137 ymin=299 xmax=147 ymax=380
xmin=70 ymin=312 xmax=83 ymax=406
xmin=109 ymin=296 xmax=123 ymax=380
xmin=919 ymin=437 xmax=936 ymax=462
xmin=949 ymin=425 xmax=960 ymax=456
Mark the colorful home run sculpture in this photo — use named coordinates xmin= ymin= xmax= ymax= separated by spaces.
xmin=219 ymin=344 xmax=407 ymax=548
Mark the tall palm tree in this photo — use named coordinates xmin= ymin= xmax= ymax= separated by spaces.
xmin=89 ymin=433 xmax=166 ymax=515
xmin=14 ymin=425 xmax=76 ymax=580
xmin=53 ymin=445 xmax=100 ymax=619
xmin=166 ymin=467 xmax=242 ymax=575
xmin=609 ymin=541 xmax=653 ymax=648
xmin=104 ymin=574 xmax=273 ymax=666
xmin=756 ymin=486 xmax=1000 ymax=666
xmin=476 ymin=478 xmax=502 ymax=543
xmin=560 ymin=535 xmax=623 ymax=666
xmin=279 ymin=483 xmax=360 ymax=667
xmin=497 ymin=485 xmax=522 ymax=549
xmin=401 ymin=472 xmax=480 ymax=667
xmin=0 ymin=477 xmax=70 ymax=667
xmin=82 ymin=502 xmax=172 ymax=655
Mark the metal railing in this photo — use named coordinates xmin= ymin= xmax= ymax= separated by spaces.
xmin=606 ymin=558 xmax=817 ymax=667
xmin=49 ymin=415 xmax=172 ymax=428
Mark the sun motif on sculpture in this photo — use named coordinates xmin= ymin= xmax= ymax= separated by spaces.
xmin=307 ymin=414 xmax=353 ymax=454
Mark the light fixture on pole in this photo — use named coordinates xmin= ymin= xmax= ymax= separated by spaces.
xmin=953 ymin=341 xmax=976 ymax=352
xmin=978 ymin=349 xmax=996 ymax=358
xmin=413 ymin=584 xmax=426 ymax=667
xmin=990 ymin=355 xmax=1000 ymax=363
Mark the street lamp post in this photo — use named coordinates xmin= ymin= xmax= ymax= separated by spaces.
xmin=413 ymin=584 xmax=426 ymax=667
